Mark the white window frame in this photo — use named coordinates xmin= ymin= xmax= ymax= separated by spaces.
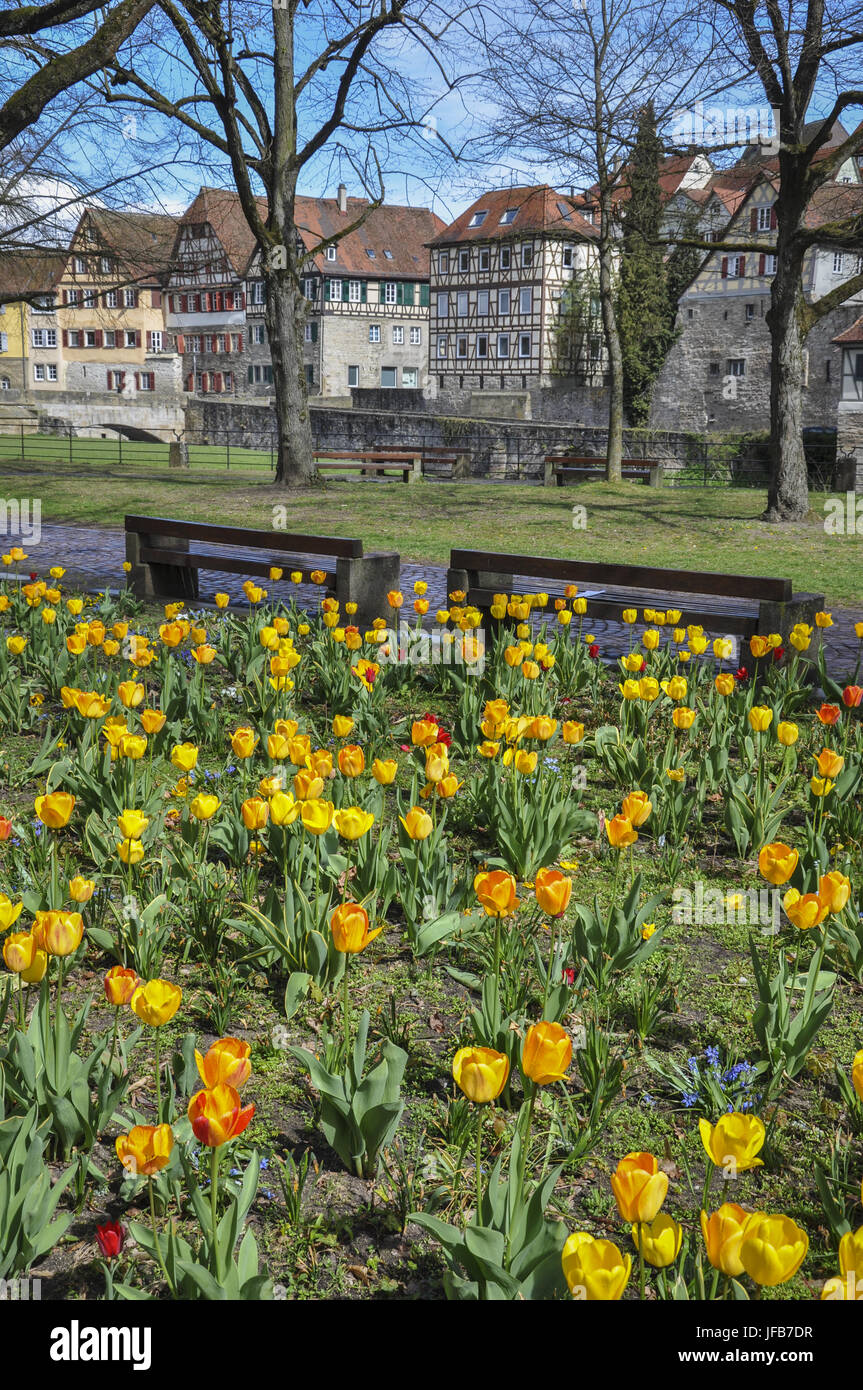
xmin=326 ymin=245 xmax=337 ymax=261
xmin=498 ymin=288 xmax=511 ymax=314
xmin=518 ymin=333 xmax=532 ymax=358
xmin=384 ymin=281 xmax=397 ymax=305
xmin=457 ymin=291 xmax=469 ymax=317
xmin=496 ymin=334 xmax=510 ymax=358
xmin=477 ymin=290 xmax=489 ymax=316
xmin=519 ymin=287 xmax=532 ymax=315
xmin=439 ymin=250 xmax=449 ymax=273
xmin=458 ymin=249 xmax=470 ymax=272
xmin=33 ymin=363 xmax=45 ymax=380
xmin=347 ymin=365 xmax=359 ymax=387
xmin=521 ymin=243 xmax=533 ymax=268
xmin=437 ymin=336 xmax=448 ymax=358
xmin=392 ymin=325 xmax=404 ymax=344
xmin=349 ymin=280 xmax=362 ymax=302
xmin=369 ymin=324 xmax=381 ymax=343
xmin=562 ymin=246 xmax=574 ymax=268
xmin=402 ymin=367 xmax=418 ymax=387
xmin=409 ymin=326 xmax=422 ymax=344
xmin=757 ymin=206 xmax=772 ymax=231
xmin=833 ymin=252 xmax=845 ymax=274
xmin=476 ymin=334 xmax=488 ymax=359
xmin=123 ymin=288 xmax=136 ymax=308
xmin=46 ymin=363 xmax=58 ymax=381
xmin=436 ymin=291 xmax=449 ymax=316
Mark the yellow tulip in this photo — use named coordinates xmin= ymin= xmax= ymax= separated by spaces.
xmin=739 ymin=1212 xmax=808 ymax=1287
xmin=372 ymin=758 xmax=398 ymax=785
xmin=606 ymin=814 xmax=637 ymax=849
xmin=400 ymin=806 xmax=433 ymax=840
xmin=118 ymin=809 xmax=149 ymax=840
xmin=300 ymin=799 xmax=334 ymax=835
xmin=562 ymin=1235 xmax=631 ymax=1301
xmin=776 ymin=721 xmax=799 ymax=747
xmin=521 ymin=1021 xmax=572 ymax=1085
xmin=715 ymin=673 xmax=735 ymax=696
xmin=758 ymin=842 xmax=798 ymax=885
xmin=782 ymin=888 xmax=829 ymax=930
xmin=621 ymin=790 xmax=652 ymax=826
xmin=171 ymin=743 xmax=199 ymax=772
xmin=748 ymin=705 xmax=773 ymax=732
xmin=332 ymin=715 xmax=354 ymax=738
xmin=231 ymin=727 xmax=259 ymax=759
xmin=68 ymin=877 xmax=95 ymax=904
xmin=700 ymin=1203 xmax=750 ymax=1277
xmin=333 ymin=807 xmax=375 ymax=840
xmin=452 ymin=1046 xmax=509 ymax=1103
xmin=269 ymin=791 xmax=300 ymax=826
xmin=0 ymin=893 xmax=24 ymax=930
xmin=35 ymin=790 xmax=75 ymax=829
xmin=130 ymin=979 xmax=182 ymax=1027
xmin=330 ymin=901 xmax=383 ymax=954
xmin=534 ymin=867 xmax=572 ymax=918
xmin=852 ymin=1048 xmax=863 ymax=1102
xmin=474 ymin=869 xmax=519 ymax=917
xmin=699 ymin=1112 xmax=765 ymax=1171
xmin=818 ymin=871 xmax=850 ymax=914
xmin=190 ymin=794 xmax=220 ymax=821
xmin=631 ymin=1212 xmax=683 ymax=1268
xmin=241 ymin=798 xmax=269 ymax=831
xmin=611 ymin=1152 xmax=668 ymax=1223
xmin=562 ymin=721 xmax=584 ymax=744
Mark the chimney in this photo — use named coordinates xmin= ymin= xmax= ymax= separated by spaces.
xmin=337 ymin=183 xmax=347 ymax=214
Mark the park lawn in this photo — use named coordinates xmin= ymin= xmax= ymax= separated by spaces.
xmin=4 ymin=453 xmax=862 ymax=605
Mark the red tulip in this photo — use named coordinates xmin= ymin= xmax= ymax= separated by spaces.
xmin=589 ymin=644 xmax=599 ymax=659
xmin=842 ymin=685 xmax=863 ymax=708
xmin=95 ymin=1221 xmax=125 ymax=1259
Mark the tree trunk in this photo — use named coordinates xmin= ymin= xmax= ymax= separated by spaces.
xmin=599 ymin=229 xmax=624 ymax=481
xmin=264 ymin=234 xmax=316 ymax=485
xmin=764 ymin=228 xmax=810 ymax=521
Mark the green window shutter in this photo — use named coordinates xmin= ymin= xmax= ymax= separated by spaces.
xmin=324 ymin=279 xmax=331 ymax=301
xmin=310 ymin=321 xmax=318 ymax=342
xmin=419 ymin=283 xmax=430 ymax=308
xmin=342 ymin=279 xmax=349 ymax=301
xmin=405 ymin=282 xmax=415 ymax=306
xmin=396 ymin=282 xmax=404 ymax=306
xmin=247 ymin=365 xmax=253 ymax=384
xmin=361 ymin=281 xmax=368 ymax=303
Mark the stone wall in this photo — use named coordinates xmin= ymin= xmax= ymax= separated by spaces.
xmin=352 ymin=377 xmax=611 ymax=425
xmin=652 ymin=297 xmax=860 ymax=433
xmin=187 ymin=397 xmax=733 ymax=479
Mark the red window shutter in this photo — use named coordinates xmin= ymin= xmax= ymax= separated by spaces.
xmin=151 ymin=290 xmax=161 ymax=308
xmin=180 ymin=294 xmax=188 ymax=312
xmin=62 ymin=330 xmax=69 ymax=346
xmin=758 ymin=254 xmax=766 ymax=275
xmin=148 ymin=372 xmax=155 ymax=390
xmin=186 ymin=372 xmax=194 ymax=391
xmin=135 ymin=331 xmax=141 ymax=348
xmin=94 ymin=330 xmax=102 ymax=347
xmin=176 ymin=333 xmax=186 ymax=353
xmin=132 ymin=291 xmax=138 ymax=308
xmin=239 ymin=292 xmax=245 ymax=309
xmin=213 ymin=291 xmax=222 ymax=312
xmin=237 ymin=334 xmax=243 ymax=352
xmin=201 ymin=373 xmax=208 ymax=393
xmin=62 ymin=290 xmax=68 ymax=305
xmin=134 ymin=373 xmax=140 ymax=390
xmin=738 ymin=256 xmax=746 ymax=277
xmin=213 ymin=372 xmax=223 ymax=392
xmin=146 ymin=331 xmax=152 ymax=350
xmin=107 ymin=370 xmax=112 ymax=389
xmin=720 ymin=257 xmax=728 ymax=278
xmin=750 ymin=209 xmax=758 ymax=232
xmin=770 ymin=206 xmax=777 ymax=229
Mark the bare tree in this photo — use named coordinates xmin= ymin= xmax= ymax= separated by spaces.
xmin=84 ymin=0 xmax=471 ymax=484
xmin=713 ymin=0 xmax=863 ymax=521
xmin=480 ymin=0 xmax=708 ymax=480
xmin=0 ymin=0 xmax=156 ymax=148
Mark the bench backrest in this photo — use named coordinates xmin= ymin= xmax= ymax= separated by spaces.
xmin=125 ymin=514 xmax=362 ymax=559
xmin=547 ymin=456 xmax=660 ymax=467
xmin=450 ymin=548 xmax=792 ymax=602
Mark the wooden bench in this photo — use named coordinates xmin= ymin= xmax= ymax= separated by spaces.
xmin=446 ymin=548 xmax=824 ymax=641
xmin=543 ymin=455 xmax=663 ymax=487
xmin=421 ymin=447 xmax=472 ymax=480
xmin=314 ymin=450 xmax=422 ymax=482
xmin=124 ymin=515 xmax=399 ymax=625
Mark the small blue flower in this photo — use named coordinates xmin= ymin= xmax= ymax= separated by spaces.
xmin=705 ymin=1045 xmax=720 ymax=1067
xmin=687 ymin=1056 xmax=699 ymax=1076
xmin=682 ymin=1092 xmax=699 ymax=1107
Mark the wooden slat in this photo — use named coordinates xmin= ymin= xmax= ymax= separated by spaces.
xmin=546 ymin=455 xmax=660 ymax=467
xmin=450 ymin=549 xmax=792 ymax=602
xmin=315 ymin=462 xmax=410 ymax=475
xmin=315 ymin=451 xmax=420 ymax=461
xmin=126 ymin=515 xmax=362 ymax=559
xmin=140 ymin=548 xmax=336 ymax=585
xmin=468 ymin=588 xmax=757 ymax=635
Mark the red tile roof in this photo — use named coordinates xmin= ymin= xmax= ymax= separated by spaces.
xmin=428 ymin=185 xmax=597 ymax=245
xmin=832 ymin=313 xmax=863 ymax=344
xmin=72 ymin=207 xmax=179 ymax=281
xmin=177 ymin=186 xmax=443 ymax=279
xmin=0 ymin=246 xmax=66 ymax=299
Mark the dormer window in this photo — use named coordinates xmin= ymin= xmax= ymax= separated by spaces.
xmin=468 ymin=210 xmax=488 ymax=227
xmin=366 ymin=248 xmax=376 ymax=259
xmin=383 ymin=249 xmax=393 ymax=259
xmin=326 ymin=245 xmax=337 ymax=261
xmin=499 ymin=208 xmax=518 ymax=225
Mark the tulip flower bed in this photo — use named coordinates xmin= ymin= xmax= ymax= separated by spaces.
xmin=0 ymin=564 xmax=862 ymax=1304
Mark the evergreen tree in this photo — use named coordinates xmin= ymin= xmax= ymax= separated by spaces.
xmin=616 ymin=102 xmax=675 ymax=425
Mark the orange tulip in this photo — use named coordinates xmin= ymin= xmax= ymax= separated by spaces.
xmin=195 ymin=1037 xmax=252 ymax=1090
xmin=188 ymin=1083 xmax=255 ymax=1147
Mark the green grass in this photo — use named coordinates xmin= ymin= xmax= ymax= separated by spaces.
xmin=2 ymin=437 xmax=862 ymax=605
